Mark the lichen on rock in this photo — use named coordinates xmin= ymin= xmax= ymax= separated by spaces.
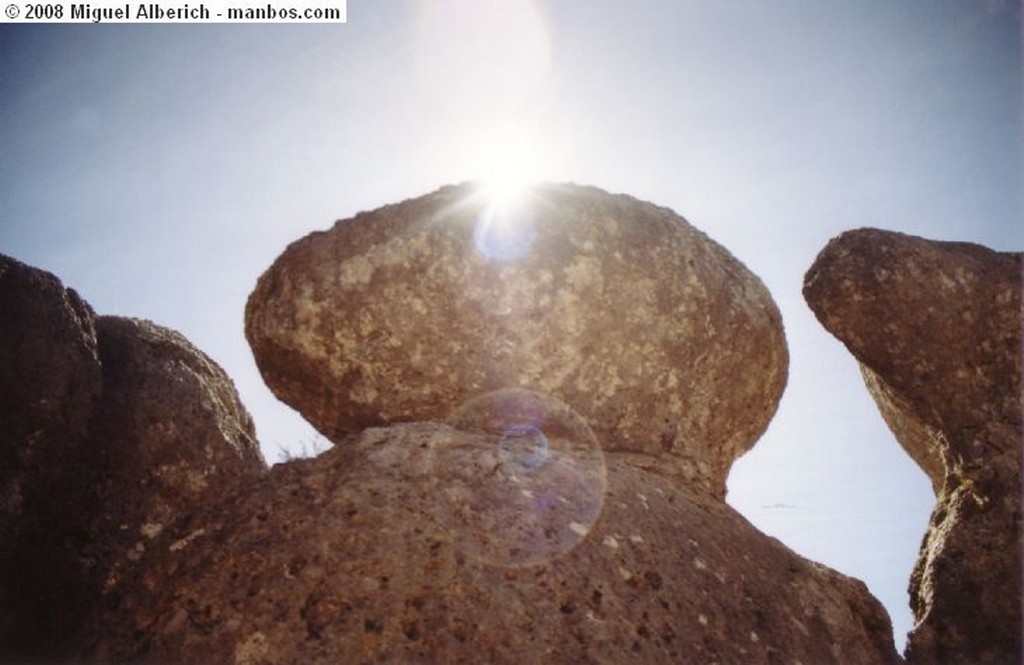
xmin=245 ymin=182 xmax=788 ymax=497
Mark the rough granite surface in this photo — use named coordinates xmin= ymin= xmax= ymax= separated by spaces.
xmin=0 ymin=254 xmax=103 ymax=658
xmin=803 ymin=228 xmax=1022 ymax=664
xmin=0 ymin=255 xmax=266 ymax=661
xmin=245 ymin=183 xmax=788 ymax=497
xmin=85 ymin=316 xmax=267 ymax=611
xmin=82 ymin=422 xmax=901 ymax=665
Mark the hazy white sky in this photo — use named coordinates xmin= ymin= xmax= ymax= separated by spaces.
xmin=2 ymin=1 xmax=1020 ymax=651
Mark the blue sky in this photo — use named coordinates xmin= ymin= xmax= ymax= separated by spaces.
xmin=2 ymin=1 xmax=1020 ymax=651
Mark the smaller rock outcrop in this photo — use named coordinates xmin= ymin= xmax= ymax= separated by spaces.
xmin=85 ymin=316 xmax=266 ymax=605
xmin=803 ymin=228 xmax=1021 ymax=664
xmin=0 ymin=254 xmax=266 ymax=660
xmin=0 ymin=254 xmax=103 ymax=658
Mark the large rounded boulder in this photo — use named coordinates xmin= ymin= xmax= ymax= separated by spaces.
xmin=246 ymin=183 xmax=787 ymax=496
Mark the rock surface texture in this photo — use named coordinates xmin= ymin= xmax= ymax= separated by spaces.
xmin=0 ymin=254 xmax=103 ymax=657
xmin=0 ymin=254 xmax=266 ymax=661
xmin=85 ymin=316 xmax=267 ymax=609
xmin=246 ymin=183 xmax=788 ymax=498
xmin=85 ymin=423 xmax=900 ymax=665
xmin=803 ymin=228 xmax=1022 ymax=664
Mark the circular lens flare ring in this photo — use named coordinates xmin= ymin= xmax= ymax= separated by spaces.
xmin=439 ymin=388 xmax=608 ymax=568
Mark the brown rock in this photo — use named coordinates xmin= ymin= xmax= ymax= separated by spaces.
xmin=85 ymin=316 xmax=267 ymax=604
xmin=246 ymin=183 xmax=788 ymax=497
xmin=83 ymin=422 xmax=900 ymax=665
xmin=0 ymin=253 xmax=268 ymax=660
xmin=803 ymin=228 xmax=1021 ymax=663
xmin=0 ymin=253 xmax=103 ymax=658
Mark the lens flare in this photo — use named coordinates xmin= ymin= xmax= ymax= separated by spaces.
xmin=472 ymin=175 xmax=536 ymax=262
xmin=437 ymin=388 xmax=608 ymax=568
xmin=499 ymin=424 xmax=550 ymax=471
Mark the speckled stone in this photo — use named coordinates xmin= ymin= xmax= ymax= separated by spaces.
xmin=804 ymin=228 xmax=1021 ymax=664
xmin=80 ymin=422 xmax=900 ymax=665
xmin=0 ymin=254 xmax=103 ymax=659
xmin=1 ymin=255 xmax=269 ymax=662
xmin=245 ymin=183 xmax=788 ymax=497
xmin=85 ymin=316 xmax=268 ymax=605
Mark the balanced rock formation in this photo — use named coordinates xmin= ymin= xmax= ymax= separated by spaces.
xmin=246 ymin=182 xmax=788 ymax=497
xmin=85 ymin=422 xmax=900 ymax=664
xmin=0 ymin=254 xmax=266 ymax=661
xmin=0 ymin=254 xmax=103 ymax=657
xmin=3 ymin=192 xmax=911 ymax=664
xmin=167 ymin=184 xmax=903 ymax=664
xmin=803 ymin=228 xmax=1021 ymax=663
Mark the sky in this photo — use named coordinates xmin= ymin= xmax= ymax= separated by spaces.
xmin=1 ymin=0 xmax=1020 ymax=652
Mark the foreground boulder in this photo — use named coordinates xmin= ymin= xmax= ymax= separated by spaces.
xmin=0 ymin=254 xmax=103 ymax=658
xmin=0 ymin=254 xmax=266 ymax=660
xmin=804 ymin=228 xmax=1021 ymax=663
xmin=246 ymin=183 xmax=788 ymax=497
xmin=82 ymin=422 xmax=900 ymax=665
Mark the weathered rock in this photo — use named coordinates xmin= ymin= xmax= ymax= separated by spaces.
xmin=0 ymin=253 xmax=268 ymax=660
xmin=82 ymin=422 xmax=900 ymax=665
xmin=246 ymin=183 xmax=788 ymax=496
xmin=0 ymin=253 xmax=103 ymax=658
xmin=803 ymin=228 xmax=1021 ymax=664
xmin=85 ymin=316 xmax=267 ymax=604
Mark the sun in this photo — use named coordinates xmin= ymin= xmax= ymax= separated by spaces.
xmin=472 ymin=153 xmax=539 ymax=262
xmin=481 ymin=175 xmax=530 ymax=216
xmin=477 ymin=147 xmax=535 ymax=214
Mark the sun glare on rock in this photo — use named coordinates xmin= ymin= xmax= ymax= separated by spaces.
xmin=472 ymin=167 xmax=538 ymax=262
xmin=481 ymin=174 xmax=530 ymax=216
xmin=477 ymin=142 xmax=534 ymax=208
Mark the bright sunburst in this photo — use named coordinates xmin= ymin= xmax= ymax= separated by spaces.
xmin=476 ymin=133 xmax=537 ymax=211
xmin=472 ymin=152 xmax=538 ymax=262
